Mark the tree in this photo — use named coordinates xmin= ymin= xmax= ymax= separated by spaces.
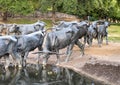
xmin=0 ymin=0 xmax=33 ymax=21
xmin=0 ymin=0 xmax=119 ymax=22
xmin=40 ymin=0 xmax=63 ymax=22
xmin=76 ymin=0 xmax=120 ymax=21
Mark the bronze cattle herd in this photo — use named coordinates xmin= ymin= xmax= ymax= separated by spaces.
xmin=0 ymin=20 xmax=110 ymax=68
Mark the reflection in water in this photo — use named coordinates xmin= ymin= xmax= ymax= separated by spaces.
xmin=0 ymin=64 xmax=103 ymax=85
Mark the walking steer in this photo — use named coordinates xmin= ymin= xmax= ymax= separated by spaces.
xmin=40 ymin=22 xmax=88 ymax=65
xmin=16 ymin=31 xmax=45 ymax=66
xmin=0 ymin=36 xmax=21 ymax=68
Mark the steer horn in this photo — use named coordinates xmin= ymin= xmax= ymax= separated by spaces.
xmin=32 ymin=51 xmax=65 ymax=55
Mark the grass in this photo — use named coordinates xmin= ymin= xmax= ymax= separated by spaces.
xmin=1 ymin=18 xmax=120 ymax=42
xmin=2 ymin=18 xmax=53 ymax=28
xmin=108 ymin=24 xmax=120 ymax=42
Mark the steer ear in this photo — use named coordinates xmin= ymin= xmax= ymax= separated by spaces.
xmin=66 ymin=30 xmax=73 ymax=34
xmin=14 ymin=35 xmax=21 ymax=39
xmin=76 ymin=25 xmax=83 ymax=29
xmin=34 ymin=24 xmax=40 ymax=30
xmin=66 ymin=29 xmax=73 ymax=33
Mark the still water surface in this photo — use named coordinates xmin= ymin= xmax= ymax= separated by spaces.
xmin=0 ymin=64 xmax=103 ymax=85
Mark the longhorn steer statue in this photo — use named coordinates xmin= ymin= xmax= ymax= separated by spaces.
xmin=16 ymin=31 xmax=45 ymax=66
xmin=86 ymin=20 xmax=110 ymax=47
xmin=40 ymin=22 xmax=88 ymax=65
xmin=8 ymin=20 xmax=46 ymax=35
xmin=52 ymin=20 xmax=89 ymax=45
xmin=87 ymin=22 xmax=98 ymax=46
xmin=96 ymin=21 xmax=110 ymax=47
xmin=0 ymin=36 xmax=21 ymax=68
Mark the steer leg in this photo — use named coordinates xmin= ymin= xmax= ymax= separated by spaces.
xmin=88 ymin=35 xmax=93 ymax=47
xmin=56 ymin=50 xmax=60 ymax=65
xmin=43 ymin=54 xmax=50 ymax=65
xmin=37 ymin=46 xmax=43 ymax=64
xmin=84 ymin=35 xmax=87 ymax=46
xmin=11 ymin=52 xmax=22 ymax=68
xmin=4 ymin=54 xmax=10 ymax=69
xmin=106 ymin=28 xmax=108 ymax=45
xmin=101 ymin=36 xmax=103 ymax=45
xmin=23 ymin=52 xmax=29 ymax=67
xmin=75 ymin=40 xmax=84 ymax=57
xmin=66 ymin=46 xmax=70 ymax=55
xmin=98 ymin=34 xmax=102 ymax=47
xmin=90 ymin=37 xmax=93 ymax=46
xmin=99 ymin=35 xmax=102 ymax=47
xmin=65 ymin=44 xmax=74 ymax=62
xmin=106 ymin=34 xmax=108 ymax=45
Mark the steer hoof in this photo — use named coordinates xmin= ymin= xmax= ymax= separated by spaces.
xmin=80 ymin=53 xmax=84 ymax=57
xmin=79 ymin=55 xmax=82 ymax=58
xmin=42 ymin=60 xmax=47 ymax=66
xmin=56 ymin=62 xmax=60 ymax=66
xmin=16 ymin=64 xmax=22 ymax=68
xmin=42 ymin=62 xmax=47 ymax=67
xmin=99 ymin=45 xmax=102 ymax=47
xmin=5 ymin=65 xmax=8 ymax=70
xmin=18 ymin=65 xmax=22 ymax=68
xmin=42 ymin=64 xmax=46 ymax=69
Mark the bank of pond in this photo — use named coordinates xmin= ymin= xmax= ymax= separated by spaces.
xmin=0 ymin=64 xmax=104 ymax=85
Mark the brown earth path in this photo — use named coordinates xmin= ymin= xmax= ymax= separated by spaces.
xmin=27 ymin=41 xmax=120 ymax=85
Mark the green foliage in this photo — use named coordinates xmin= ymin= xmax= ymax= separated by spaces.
xmin=39 ymin=0 xmax=63 ymax=13
xmin=6 ymin=18 xmax=52 ymax=28
xmin=0 ymin=0 xmax=34 ymax=20
xmin=13 ymin=0 xmax=33 ymax=15
xmin=0 ymin=0 xmax=119 ymax=21
xmin=108 ymin=25 xmax=120 ymax=42
xmin=6 ymin=18 xmax=37 ymax=24
xmin=62 ymin=0 xmax=77 ymax=14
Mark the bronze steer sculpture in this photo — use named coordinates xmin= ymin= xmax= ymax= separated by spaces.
xmin=16 ymin=31 xmax=45 ymax=67
xmin=86 ymin=20 xmax=110 ymax=47
xmin=8 ymin=20 xmax=46 ymax=35
xmin=52 ymin=21 xmax=89 ymax=45
xmin=96 ymin=21 xmax=110 ymax=47
xmin=87 ymin=21 xmax=98 ymax=46
xmin=0 ymin=36 xmax=21 ymax=68
xmin=38 ymin=21 xmax=88 ymax=65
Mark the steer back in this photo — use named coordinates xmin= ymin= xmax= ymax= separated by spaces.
xmin=52 ymin=21 xmax=78 ymax=31
xmin=42 ymin=23 xmax=85 ymax=65
xmin=0 ymin=35 xmax=22 ymax=68
xmin=16 ymin=31 xmax=44 ymax=52
xmin=0 ymin=36 xmax=17 ymax=57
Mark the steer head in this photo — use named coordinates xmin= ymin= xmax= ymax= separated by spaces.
xmin=104 ymin=21 xmax=110 ymax=28
xmin=78 ymin=21 xmax=89 ymax=31
xmin=8 ymin=24 xmax=18 ymax=33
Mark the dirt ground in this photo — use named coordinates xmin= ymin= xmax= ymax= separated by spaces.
xmin=27 ymin=41 xmax=120 ymax=85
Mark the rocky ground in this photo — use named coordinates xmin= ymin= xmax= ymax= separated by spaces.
xmin=27 ymin=41 xmax=120 ymax=85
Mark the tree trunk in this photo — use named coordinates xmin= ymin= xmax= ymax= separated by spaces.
xmin=52 ymin=3 xmax=56 ymax=23
xmin=2 ymin=11 xmax=8 ymax=21
xmin=52 ymin=10 xmax=55 ymax=23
